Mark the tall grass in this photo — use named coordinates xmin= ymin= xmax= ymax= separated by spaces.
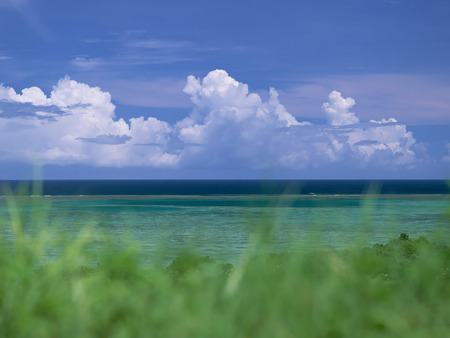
xmin=0 ymin=188 xmax=449 ymax=337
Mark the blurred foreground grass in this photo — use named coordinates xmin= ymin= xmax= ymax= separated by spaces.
xmin=0 ymin=190 xmax=449 ymax=337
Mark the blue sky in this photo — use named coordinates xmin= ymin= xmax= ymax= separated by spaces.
xmin=0 ymin=0 xmax=449 ymax=179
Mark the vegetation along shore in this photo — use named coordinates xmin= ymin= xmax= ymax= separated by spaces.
xmin=0 ymin=213 xmax=448 ymax=337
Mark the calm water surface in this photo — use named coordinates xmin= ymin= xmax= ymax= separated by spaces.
xmin=1 ymin=193 xmax=448 ymax=264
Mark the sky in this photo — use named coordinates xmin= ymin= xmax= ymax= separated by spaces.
xmin=0 ymin=0 xmax=449 ymax=179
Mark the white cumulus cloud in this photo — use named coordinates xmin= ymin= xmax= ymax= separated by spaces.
xmin=322 ymin=91 xmax=359 ymax=125
xmin=0 ymin=77 xmax=177 ymax=167
xmin=13 ymin=86 xmax=49 ymax=105
xmin=0 ymin=70 xmax=422 ymax=173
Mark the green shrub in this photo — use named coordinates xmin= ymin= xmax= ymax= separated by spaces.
xmin=0 ymin=192 xmax=448 ymax=337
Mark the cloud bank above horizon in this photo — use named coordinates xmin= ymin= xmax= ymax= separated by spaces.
xmin=0 ymin=70 xmax=428 ymax=173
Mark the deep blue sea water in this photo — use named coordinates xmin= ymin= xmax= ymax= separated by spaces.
xmin=0 ymin=180 xmax=448 ymax=264
xmin=1 ymin=179 xmax=448 ymax=195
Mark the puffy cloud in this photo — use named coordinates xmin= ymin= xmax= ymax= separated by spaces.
xmin=176 ymin=70 xmax=416 ymax=169
xmin=183 ymin=70 xmax=304 ymax=127
xmin=0 ymin=84 xmax=18 ymax=101
xmin=49 ymin=76 xmax=115 ymax=111
xmin=0 ymin=86 xmax=9 ymax=101
xmin=278 ymin=74 xmax=450 ymax=124
xmin=14 ymin=86 xmax=48 ymax=105
xmin=321 ymin=91 xmax=359 ymax=125
xmin=0 ymin=70 xmax=423 ymax=173
xmin=0 ymin=77 xmax=176 ymax=167
xmin=129 ymin=117 xmax=172 ymax=145
xmin=345 ymin=124 xmax=416 ymax=165
xmin=2 ymin=76 xmax=115 ymax=113
xmin=184 ymin=70 xmax=258 ymax=110
xmin=177 ymin=70 xmax=314 ymax=168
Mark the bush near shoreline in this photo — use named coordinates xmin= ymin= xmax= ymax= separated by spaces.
xmin=1 ymin=227 xmax=448 ymax=338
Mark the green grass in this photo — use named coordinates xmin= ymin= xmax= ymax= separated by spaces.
xmin=0 ymin=192 xmax=449 ymax=337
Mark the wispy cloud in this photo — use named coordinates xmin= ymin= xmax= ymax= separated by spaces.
xmin=71 ymin=30 xmax=219 ymax=70
xmin=382 ymin=0 xmax=401 ymax=4
xmin=1 ymin=0 xmax=52 ymax=40
xmin=124 ymin=39 xmax=191 ymax=49
xmin=70 ymin=57 xmax=105 ymax=71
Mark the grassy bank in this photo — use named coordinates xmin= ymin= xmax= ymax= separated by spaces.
xmin=0 ymin=194 xmax=449 ymax=337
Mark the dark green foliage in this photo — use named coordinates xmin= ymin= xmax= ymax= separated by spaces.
xmin=399 ymin=233 xmax=409 ymax=241
xmin=166 ymin=253 xmax=214 ymax=278
xmin=166 ymin=253 xmax=235 ymax=283
xmin=0 ymin=230 xmax=449 ymax=337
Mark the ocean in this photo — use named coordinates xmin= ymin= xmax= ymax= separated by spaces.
xmin=0 ymin=180 xmax=448 ymax=264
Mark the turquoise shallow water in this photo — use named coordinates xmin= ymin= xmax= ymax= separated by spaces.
xmin=0 ymin=194 xmax=448 ymax=264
